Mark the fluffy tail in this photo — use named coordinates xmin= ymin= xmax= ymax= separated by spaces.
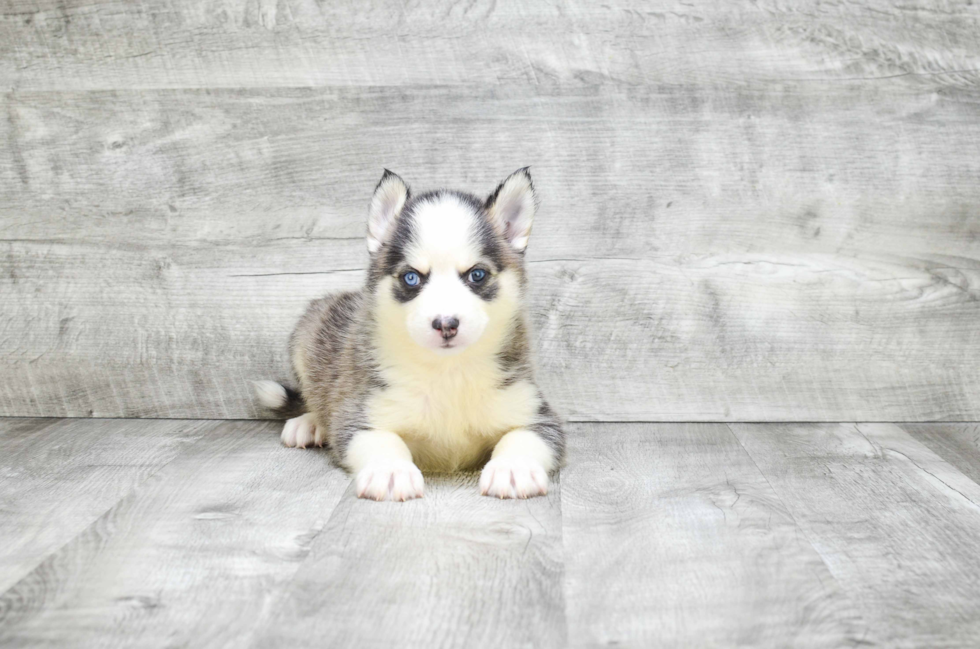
xmin=253 ymin=380 xmax=307 ymax=419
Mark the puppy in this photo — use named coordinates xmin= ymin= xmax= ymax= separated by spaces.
xmin=254 ymin=168 xmax=564 ymax=501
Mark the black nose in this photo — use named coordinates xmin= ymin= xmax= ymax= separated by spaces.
xmin=431 ymin=316 xmax=460 ymax=339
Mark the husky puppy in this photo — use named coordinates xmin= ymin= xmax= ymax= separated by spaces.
xmin=254 ymin=168 xmax=563 ymax=501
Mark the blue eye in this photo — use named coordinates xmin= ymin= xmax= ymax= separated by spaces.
xmin=468 ymin=268 xmax=487 ymax=283
xmin=402 ymin=271 xmax=421 ymax=287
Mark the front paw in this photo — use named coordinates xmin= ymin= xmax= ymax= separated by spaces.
xmin=281 ymin=413 xmax=322 ymax=448
xmin=355 ymin=459 xmax=425 ymax=501
xmin=479 ymin=456 xmax=549 ymax=499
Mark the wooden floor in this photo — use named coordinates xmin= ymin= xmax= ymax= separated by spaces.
xmin=0 ymin=419 xmax=978 ymax=647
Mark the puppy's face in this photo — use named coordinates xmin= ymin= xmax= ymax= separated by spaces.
xmin=367 ymin=169 xmax=535 ymax=356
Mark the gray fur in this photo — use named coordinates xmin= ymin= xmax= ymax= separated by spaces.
xmin=284 ymin=290 xmax=379 ymax=460
xmin=530 ymin=399 xmax=566 ymax=460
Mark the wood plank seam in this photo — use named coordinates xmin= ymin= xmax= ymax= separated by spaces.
xmin=0 ymin=418 xmax=222 ymax=596
xmin=724 ymin=421 xmax=877 ymax=647
xmin=0 ymin=421 xmax=352 ymax=646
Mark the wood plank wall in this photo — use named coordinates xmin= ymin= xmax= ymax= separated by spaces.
xmin=1 ymin=0 xmax=979 ymax=420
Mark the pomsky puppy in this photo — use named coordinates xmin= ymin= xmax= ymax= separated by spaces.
xmin=254 ymin=168 xmax=564 ymax=501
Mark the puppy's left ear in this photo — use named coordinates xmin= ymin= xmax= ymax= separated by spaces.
xmin=367 ymin=169 xmax=410 ymax=254
xmin=485 ymin=167 xmax=536 ymax=253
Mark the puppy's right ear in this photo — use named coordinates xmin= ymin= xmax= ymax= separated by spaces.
xmin=367 ymin=170 xmax=410 ymax=254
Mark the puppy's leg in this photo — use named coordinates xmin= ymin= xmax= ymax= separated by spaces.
xmin=347 ymin=430 xmax=424 ymax=502
xmin=480 ymin=429 xmax=557 ymax=499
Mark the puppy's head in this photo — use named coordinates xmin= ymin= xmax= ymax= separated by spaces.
xmin=366 ymin=168 xmax=535 ymax=356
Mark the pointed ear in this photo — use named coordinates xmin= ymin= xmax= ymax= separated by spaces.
xmin=485 ymin=167 xmax=536 ymax=252
xmin=367 ymin=170 xmax=410 ymax=254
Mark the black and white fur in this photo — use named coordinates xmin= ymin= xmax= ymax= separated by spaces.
xmin=255 ymin=168 xmax=564 ymax=501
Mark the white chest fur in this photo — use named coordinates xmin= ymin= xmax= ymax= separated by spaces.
xmin=367 ymin=353 xmax=539 ymax=471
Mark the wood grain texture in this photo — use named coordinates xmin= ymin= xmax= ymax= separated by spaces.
xmin=3 ymin=419 xmax=980 ymax=646
xmin=561 ymin=422 xmax=870 ymax=648
xmin=2 ymin=84 xmax=979 ymax=420
xmin=902 ymin=423 xmax=980 ymax=486
xmin=0 ymin=417 xmax=211 ymax=593
xmin=257 ymin=472 xmax=565 ymax=649
xmin=730 ymin=422 xmax=980 ymax=648
xmin=0 ymin=420 xmax=350 ymax=648
xmin=1 ymin=0 xmax=979 ymax=91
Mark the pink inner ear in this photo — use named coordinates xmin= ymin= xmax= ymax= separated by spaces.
xmin=501 ymin=204 xmax=523 ymax=238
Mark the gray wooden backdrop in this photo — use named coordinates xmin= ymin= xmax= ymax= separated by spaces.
xmin=2 ymin=0 xmax=979 ymax=421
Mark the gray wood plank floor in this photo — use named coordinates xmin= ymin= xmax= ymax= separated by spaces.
xmin=3 ymin=418 xmax=980 ymax=647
